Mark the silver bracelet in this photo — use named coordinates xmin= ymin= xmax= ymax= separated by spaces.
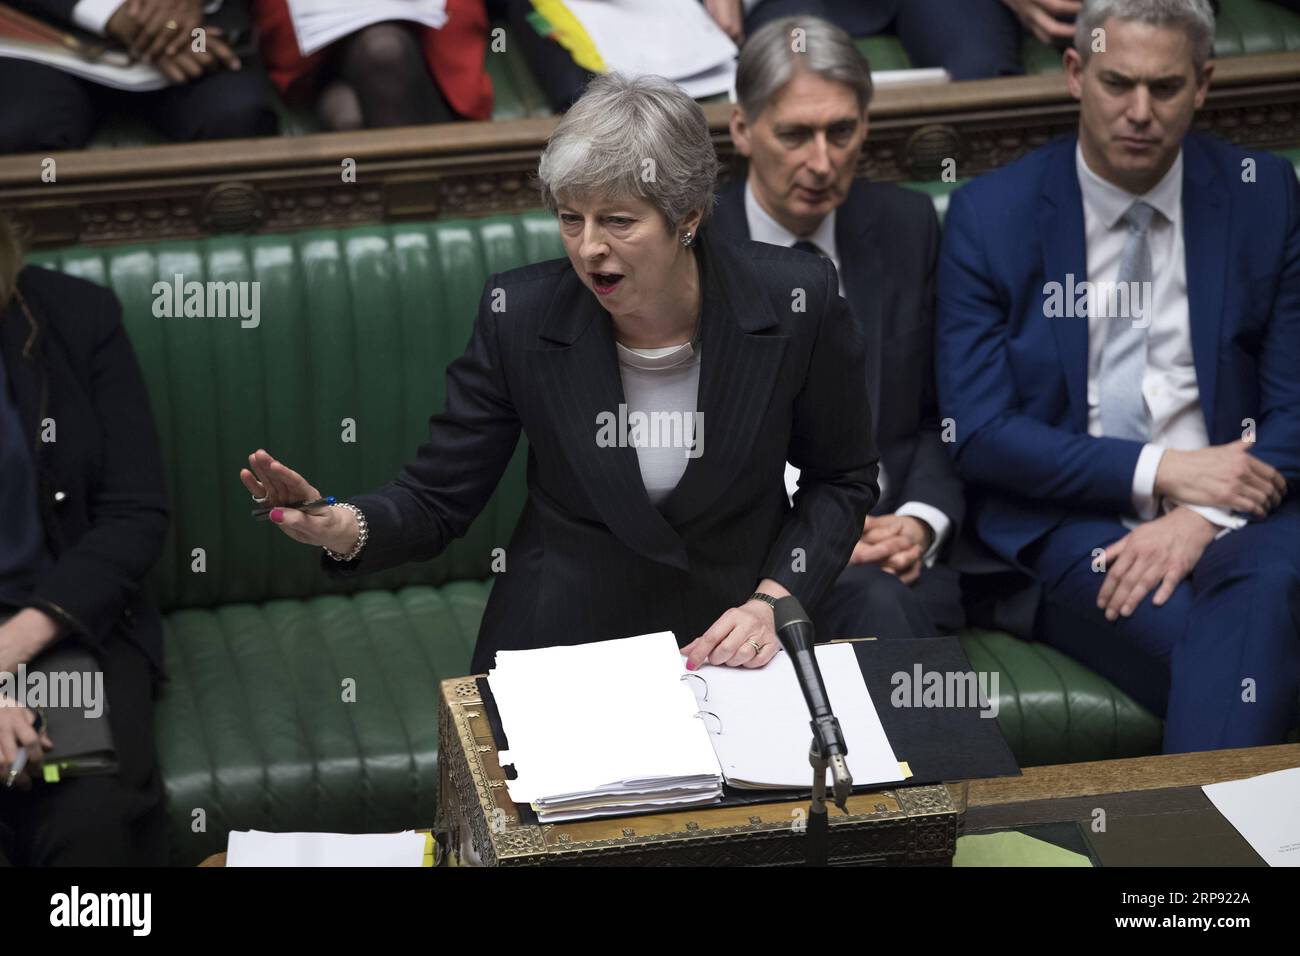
xmin=324 ymin=502 xmax=368 ymax=562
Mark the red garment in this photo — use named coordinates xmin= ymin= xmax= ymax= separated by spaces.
xmin=253 ymin=0 xmax=493 ymax=121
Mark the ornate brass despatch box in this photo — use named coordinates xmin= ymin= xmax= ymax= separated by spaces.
xmin=434 ymin=677 xmax=961 ymax=866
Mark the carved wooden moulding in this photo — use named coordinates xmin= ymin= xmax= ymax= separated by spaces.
xmin=434 ymin=677 xmax=961 ymax=867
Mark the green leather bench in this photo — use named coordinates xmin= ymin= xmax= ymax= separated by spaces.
xmin=84 ymin=0 xmax=1300 ymax=149
xmin=28 ymin=146 xmax=1300 ymax=862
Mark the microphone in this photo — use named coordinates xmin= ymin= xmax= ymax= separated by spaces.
xmin=772 ymin=595 xmax=853 ymax=811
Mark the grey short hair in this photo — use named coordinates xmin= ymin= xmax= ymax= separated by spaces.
xmin=735 ymin=16 xmax=873 ymax=122
xmin=1075 ymin=0 xmax=1216 ymax=72
xmin=536 ymin=72 xmax=720 ymax=231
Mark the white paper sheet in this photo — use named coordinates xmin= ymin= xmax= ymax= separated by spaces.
xmin=226 ymin=830 xmax=427 ymax=867
xmin=1203 ymin=768 xmax=1300 ymax=867
xmin=286 ymin=0 xmax=448 ymax=57
xmin=686 ymin=642 xmax=903 ymax=789
xmin=562 ymin=0 xmax=737 ymax=83
xmin=0 ymin=40 xmax=168 ymax=91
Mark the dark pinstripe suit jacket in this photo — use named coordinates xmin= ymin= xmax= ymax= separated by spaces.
xmin=325 ymin=224 xmax=880 ymax=674
xmin=712 ymin=176 xmax=964 ymax=532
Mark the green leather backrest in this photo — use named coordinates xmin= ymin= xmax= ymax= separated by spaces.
xmin=29 ymin=215 xmax=564 ymax=612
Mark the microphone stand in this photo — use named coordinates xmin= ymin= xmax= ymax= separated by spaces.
xmin=807 ymin=736 xmax=831 ymax=867
xmin=805 ymin=715 xmax=852 ymax=866
xmin=774 ymin=596 xmax=853 ymax=867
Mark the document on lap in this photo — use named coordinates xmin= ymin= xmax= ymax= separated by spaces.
xmin=488 ymin=632 xmax=903 ymax=823
xmin=0 ymin=40 xmax=169 ymax=91
xmin=554 ymin=0 xmax=739 ymax=98
xmin=285 ymin=0 xmax=449 ymax=57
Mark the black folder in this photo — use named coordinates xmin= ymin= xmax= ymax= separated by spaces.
xmin=29 ymin=642 xmax=118 ymax=780
xmin=478 ymin=635 xmax=1021 ymax=823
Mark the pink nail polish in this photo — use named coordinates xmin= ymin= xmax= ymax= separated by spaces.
xmin=269 ymin=508 xmax=284 ymax=523
xmin=685 ymin=660 xmax=696 ymax=671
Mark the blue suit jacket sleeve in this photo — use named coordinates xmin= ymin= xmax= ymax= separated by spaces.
xmin=897 ymin=200 xmax=965 ymax=534
xmin=1250 ymin=154 xmax=1300 ymax=484
xmin=936 ymin=185 xmax=1143 ymax=514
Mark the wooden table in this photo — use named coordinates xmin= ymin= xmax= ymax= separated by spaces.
xmin=199 ymin=743 xmax=1299 ymax=866
xmin=962 ymin=743 xmax=1300 ymax=865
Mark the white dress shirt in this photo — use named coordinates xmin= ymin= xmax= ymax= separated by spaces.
xmin=744 ymin=178 xmax=952 ymax=564
xmin=72 ymin=0 xmax=126 ymax=34
xmin=1076 ymin=145 xmax=1244 ymax=535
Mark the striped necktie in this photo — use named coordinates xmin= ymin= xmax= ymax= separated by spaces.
xmin=1098 ymin=200 xmax=1156 ymax=442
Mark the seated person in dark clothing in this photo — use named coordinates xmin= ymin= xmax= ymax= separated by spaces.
xmin=742 ymin=0 xmax=1029 ymax=80
xmin=710 ymin=16 xmax=966 ymax=640
xmin=0 ymin=0 xmax=277 ymax=154
xmin=494 ymin=0 xmax=590 ymax=112
xmin=742 ymin=0 xmax=1245 ymax=81
xmin=0 ymin=214 xmax=170 ymax=864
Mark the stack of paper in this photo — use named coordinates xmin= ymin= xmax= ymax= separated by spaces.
xmin=226 ymin=830 xmax=428 ymax=867
xmin=490 ymin=633 xmax=723 ymax=822
xmin=286 ymin=0 xmax=448 ymax=57
xmin=559 ymin=0 xmax=739 ymax=98
xmin=488 ymin=631 xmax=904 ymax=823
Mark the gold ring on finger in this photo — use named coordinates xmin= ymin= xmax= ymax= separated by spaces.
xmin=747 ymin=639 xmax=763 ymax=654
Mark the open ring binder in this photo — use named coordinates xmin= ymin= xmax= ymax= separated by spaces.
xmin=693 ymin=710 xmax=723 ymax=735
xmin=679 ymin=672 xmax=708 ymax=700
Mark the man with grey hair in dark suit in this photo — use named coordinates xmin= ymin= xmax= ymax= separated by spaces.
xmin=712 ymin=15 xmax=966 ymax=641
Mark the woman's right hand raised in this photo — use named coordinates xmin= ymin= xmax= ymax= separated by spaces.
xmin=240 ymin=449 xmax=359 ymax=554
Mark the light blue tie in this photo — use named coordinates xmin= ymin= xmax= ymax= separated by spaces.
xmin=1098 ymin=200 xmax=1156 ymax=442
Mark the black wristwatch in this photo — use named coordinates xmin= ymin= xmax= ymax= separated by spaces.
xmin=747 ymin=591 xmax=779 ymax=611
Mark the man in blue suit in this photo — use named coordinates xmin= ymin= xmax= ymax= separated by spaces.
xmin=937 ymin=0 xmax=1300 ymax=753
